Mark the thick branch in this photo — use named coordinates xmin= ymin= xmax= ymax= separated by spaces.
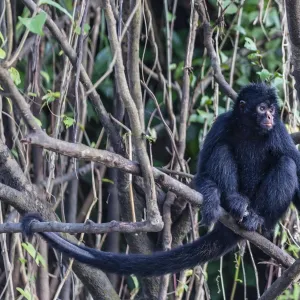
xmin=22 ymin=130 xmax=203 ymax=207
xmin=0 ymin=218 xmax=156 ymax=234
xmin=285 ymin=0 xmax=300 ymax=100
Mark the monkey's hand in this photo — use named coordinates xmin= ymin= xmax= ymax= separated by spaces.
xmin=239 ymin=210 xmax=264 ymax=232
xmin=225 ymin=193 xmax=249 ymax=222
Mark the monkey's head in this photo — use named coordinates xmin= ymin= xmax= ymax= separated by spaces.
xmin=233 ymin=83 xmax=279 ymax=133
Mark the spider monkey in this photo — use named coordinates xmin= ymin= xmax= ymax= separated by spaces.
xmin=22 ymin=83 xmax=300 ymax=277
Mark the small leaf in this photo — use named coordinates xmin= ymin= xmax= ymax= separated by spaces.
xmin=102 ymin=178 xmax=114 ymax=184
xmin=0 ymin=32 xmax=4 ymax=45
xmin=200 ymin=95 xmax=212 ymax=106
xmin=257 ymin=69 xmax=272 ymax=81
xmin=0 ymin=48 xmax=6 ymax=59
xmin=16 ymin=287 xmax=32 ymax=300
xmin=244 ymin=37 xmax=257 ymax=51
xmin=169 ymin=63 xmax=177 ymax=70
xmin=40 ymin=70 xmax=50 ymax=83
xmin=63 ymin=116 xmax=75 ymax=128
xmin=8 ymin=67 xmax=21 ymax=85
xmin=224 ymin=3 xmax=237 ymax=14
xmin=28 ymin=92 xmax=37 ymax=97
xmin=36 ymin=253 xmax=46 ymax=267
xmin=22 ymin=242 xmax=37 ymax=259
xmin=234 ymin=25 xmax=246 ymax=35
xmin=34 ymin=117 xmax=42 ymax=128
xmin=167 ymin=11 xmax=175 ymax=22
xmin=247 ymin=52 xmax=262 ymax=60
xmin=130 ymin=275 xmax=139 ymax=288
xmin=41 ymin=90 xmax=60 ymax=109
xmin=185 ymin=269 xmax=193 ymax=277
xmin=220 ymin=51 xmax=228 ymax=63
xmin=5 ymin=98 xmax=13 ymax=113
xmin=38 ymin=0 xmax=73 ymax=21
xmin=18 ymin=12 xmax=47 ymax=36
xmin=74 ymin=24 xmax=81 ymax=35
xmin=19 ymin=257 xmax=27 ymax=264
xmin=83 ymin=23 xmax=90 ymax=34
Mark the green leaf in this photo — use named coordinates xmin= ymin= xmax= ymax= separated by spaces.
xmin=22 ymin=242 xmax=46 ymax=267
xmin=19 ymin=257 xmax=27 ymax=264
xmin=34 ymin=117 xmax=42 ymax=128
xmin=0 ymin=48 xmax=6 ymax=59
xmin=257 ymin=68 xmax=272 ymax=81
xmin=234 ymin=25 xmax=246 ymax=35
xmin=16 ymin=287 xmax=32 ymax=300
xmin=18 ymin=12 xmax=47 ymax=36
xmin=74 ymin=23 xmax=90 ymax=35
xmin=102 ymin=178 xmax=114 ymax=184
xmin=167 ymin=11 xmax=175 ymax=22
xmin=84 ymin=23 xmax=90 ymax=34
xmin=38 ymin=0 xmax=73 ymax=21
xmin=0 ymin=32 xmax=4 ymax=45
xmin=8 ymin=67 xmax=21 ymax=85
xmin=36 ymin=253 xmax=46 ymax=267
xmin=40 ymin=70 xmax=50 ymax=83
xmin=22 ymin=242 xmax=37 ymax=259
xmin=74 ymin=24 xmax=81 ymax=35
xmin=130 ymin=275 xmax=139 ymax=289
xmin=244 ymin=37 xmax=257 ymax=51
xmin=169 ymin=63 xmax=177 ymax=70
xmin=200 ymin=95 xmax=212 ymax=106
xmin=220 ymin=51 xmax=228 ymax=63
xmin=223 ymin=2 xmax=237 ymax=14
xmin=63 ymin=115 xmax=75 ymax=128
xmin=247 ymin=52 xmax=262 ymax=60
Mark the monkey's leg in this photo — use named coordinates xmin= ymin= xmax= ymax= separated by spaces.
xmin=244 ymin=156 xmax=298 ymax=231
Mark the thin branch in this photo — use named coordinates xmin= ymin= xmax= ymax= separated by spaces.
xmin=21 ymin=0 xmax=124 ymax=154
xmin=259 ymin=259 xmax=300 ymax=300
xmin=194 ymin=0 xmax=238 ymax=100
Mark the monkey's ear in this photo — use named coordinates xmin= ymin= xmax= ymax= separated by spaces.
xmin=239 ymin=100 xmax=246 ymax=112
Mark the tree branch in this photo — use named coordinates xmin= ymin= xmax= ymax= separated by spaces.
xmin=258 ymin=259 xmax=300 ymax=300
xmin=285 ymin=0 xmax=300 ymax=100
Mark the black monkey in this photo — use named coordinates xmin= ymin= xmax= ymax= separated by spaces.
xmin=22 ymin=83 xmax=300 ymax=277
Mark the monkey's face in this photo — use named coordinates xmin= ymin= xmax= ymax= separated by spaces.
xmin=238 ymin=99 xmax=277 ymax=133
xmin=255 ymin=102 xmax=276 ymax=131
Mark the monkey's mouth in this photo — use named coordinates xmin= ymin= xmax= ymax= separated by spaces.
xmin=263 ymin=122 xmax=273 ymax=128
xmin=260 ymin=122 xmax=273 ymax=130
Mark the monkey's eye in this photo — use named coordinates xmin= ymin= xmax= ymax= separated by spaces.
xmin=258 ymin=105 xmax=266 ymax=113
xmin=269 ymin=106 xmax=275 ymax=114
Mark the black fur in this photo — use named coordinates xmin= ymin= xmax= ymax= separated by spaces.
xmin=22 ymin=214 xmax=239 ymax=276
xmin=22 ymin=83 xmax=300 ymax=276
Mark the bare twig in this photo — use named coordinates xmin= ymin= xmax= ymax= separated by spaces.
xmin=259 ymin=259 xmax=300 ymax=300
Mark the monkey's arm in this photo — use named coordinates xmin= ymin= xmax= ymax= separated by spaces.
xmin=22 ymin=214 xmax=240 ymax=276
xmin=195 ymin=131 xmax=249 ymax=225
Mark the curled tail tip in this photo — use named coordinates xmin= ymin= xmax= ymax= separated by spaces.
xmin=21 ymin=213 xmax=43 ymax=236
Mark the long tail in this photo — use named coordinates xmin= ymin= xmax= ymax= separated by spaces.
xmin=22 ymin=214 xmax=240 ymax=277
